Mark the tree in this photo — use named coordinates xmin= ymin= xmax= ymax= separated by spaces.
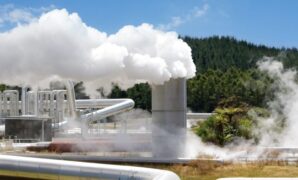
xmin=108 ymin=83 xmax=151 ymax=111
xmin=74 ymin=81 xmax=89 ymax=99
xmin=108 ymin=84 xmax=127 ymax=98
xmin=127 ymin=83 xmax=151 ymax=111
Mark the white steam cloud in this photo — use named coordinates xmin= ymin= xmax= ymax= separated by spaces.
xmin=185 ymin=58 xmax=298 ymax=160
xmin=0 ymin=9 xmax=196 ymax=94
xmin=257 ymin=58 xmax=298 ymax=147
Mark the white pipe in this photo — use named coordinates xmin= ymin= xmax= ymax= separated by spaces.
xmin=3 ymin=90 xmax=19 ymax=116
xmin=0 ymin=155 xmax=180 ymax=180
xmin=5 ymin=100 xmax=213 ymax=120
xmin=64 ymin=80 xmax=77 ymax=118
xmin=186 ymin=113 xmax=213 ymax=120
xmin=76 ymin=99 xmax=135 ymax=108
xmin=81 ymin=99 xmax=135 ymax=123
xmin=21 ymin=86 xmax=29 ymax=115
xmin=51 ymin=120 xmax=68 ymax=128
xmin=0 ymin=124 xmax=4 ymax=135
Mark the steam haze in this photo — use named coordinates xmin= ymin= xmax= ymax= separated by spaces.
xmin=184 ymin=58 xmax=298 ymax=160
xmin=257 ymin=58 xmax=298 ymax=147
xmin=0 ymin=9 xmax=196 ymax=94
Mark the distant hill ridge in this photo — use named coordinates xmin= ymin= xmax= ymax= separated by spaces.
xmin=183 ymin=36 xmax=298 ymax=73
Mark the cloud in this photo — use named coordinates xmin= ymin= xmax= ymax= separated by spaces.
xmin=7 ymin=9 xmax=34 ymax=23
xmin=158 ymin=3 xmax=209 ymax=30
xmin=0 ymin=4 xmax=55 ymax=26
xmin=193 ymin=4 xmax=209 ymax=17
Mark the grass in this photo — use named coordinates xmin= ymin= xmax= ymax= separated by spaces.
xmin=136 ymin=160 xmax=298 ymax=180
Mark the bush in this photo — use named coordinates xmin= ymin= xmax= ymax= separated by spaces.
xmin=194 ymin=97 xmax=272 ymax=146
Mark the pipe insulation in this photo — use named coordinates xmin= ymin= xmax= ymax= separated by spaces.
xmin=0 ymin=155 xmax=180 ymax=180
xmin=64 ymin=80 xmax=77 ymax=118
xmin=81 ymin=99 xmax=135 ymax=123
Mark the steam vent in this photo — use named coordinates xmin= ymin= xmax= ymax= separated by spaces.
xmin=152 ymin=78 xmax=186 ymax=158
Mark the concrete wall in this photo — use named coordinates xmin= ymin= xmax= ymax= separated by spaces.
xmin=151 ymin=78 xmax=186 ymax=158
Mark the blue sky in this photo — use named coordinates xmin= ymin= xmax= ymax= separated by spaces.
xmin=0 ymin=0 xmax=297 ymax=48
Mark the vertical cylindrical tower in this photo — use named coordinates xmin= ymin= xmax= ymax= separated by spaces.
xmin=151 ymin=78 xmax=186 ymax=158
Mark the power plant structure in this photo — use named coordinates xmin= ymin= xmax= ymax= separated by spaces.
xmin=0 ymin=79 xmax=191 ymax=157
xmin=0 ymin=81 xmax=135 ymax=142
xmin=0 ymin=78 xmax=195 ymax=179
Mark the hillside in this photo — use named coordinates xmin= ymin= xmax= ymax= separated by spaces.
xmin=183 ymin=36 xmax=298 ymax=73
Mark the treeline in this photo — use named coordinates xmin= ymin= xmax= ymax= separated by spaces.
xmin=108 ymin=83 xmax=151 ymax=111
xmin=184 ymin=36 xmax=298 ymax=72
xmin=187 ymin=68 xmax=273 ymax=112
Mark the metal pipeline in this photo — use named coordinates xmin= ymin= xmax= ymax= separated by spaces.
xmin=186 ymin=113 xmax=213 ymax=120
xmin=0 ymin=125 xmax=4 ymax=135
xmin=76 ymin=98 xmax=135 ymax=108
xmin=0 ymin=155 xmax=180 ymax=180
xmin=2 ymin=90 xmax=19 ymax=116
xmin=21 ymin=86 xmax=29 ymax=115
xmin=64 ymin=80 xmax=77 ymax=118
xmin=80 ymin=99 xmax=135 ymax=123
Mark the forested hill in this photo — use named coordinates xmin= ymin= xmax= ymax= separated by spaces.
xmin=183 ymin=36 xmax=298 ymax=73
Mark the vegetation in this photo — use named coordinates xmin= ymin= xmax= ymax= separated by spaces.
xmin=187 ymin=68 xmax=273 ymax=112
xmin=108 ymin=83 xmax=151 ymax=111
xmin=183 ymin=36 xmax=298 ymax=73
xmin=74 ymin=81 xmax=89 ymax=99
xmin=194 ymin=97 xmax=270 ymax=146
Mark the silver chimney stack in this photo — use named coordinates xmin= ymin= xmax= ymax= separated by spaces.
xmin=151 ymin=78 xmax=186 ymax=158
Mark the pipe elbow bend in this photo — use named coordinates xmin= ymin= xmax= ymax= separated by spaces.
xmin=153 ymin=171 xmax=180 ymax=180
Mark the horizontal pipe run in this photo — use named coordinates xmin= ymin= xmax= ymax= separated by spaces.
xmin=81 ymin=99 xmax=135 ymax=123
xmin=0 ymin=155 xmax=180 ymax=180
xmin=4 ymin=99 xmax=136 ymax=110
xmin=186 ymin=113 xmax=213 ymax=120
xmin=75 ymin=99 xmax=136 ymax=109
xmin=5 ymin=100 xmax=212 ymax=119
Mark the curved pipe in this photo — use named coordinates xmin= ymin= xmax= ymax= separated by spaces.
xmin=0 ymin=155 xmax=180 ymax=180
xmin=50 ymin=99 xmax=135 ymax=128
xmin=81 ymin=99 xmax=135 ymax=123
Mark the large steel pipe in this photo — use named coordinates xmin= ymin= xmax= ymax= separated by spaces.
xmin=64 ymin=80 xmax=77 ymax=118
xmin=76 ymin=99 xmax=135 ymax=108
xmin=0 ymin=155 xmax=180 ymax=180
xmin=81 ymin=99 xmax=135 ymax=123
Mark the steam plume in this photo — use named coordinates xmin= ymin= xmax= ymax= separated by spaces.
xmin=257 ymin=58 xmax=298 ymax=147
xmin=185 ymin=57 xmax=298 ymax=160
xmin=0 ymin=9 xmax=196 ymax=94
